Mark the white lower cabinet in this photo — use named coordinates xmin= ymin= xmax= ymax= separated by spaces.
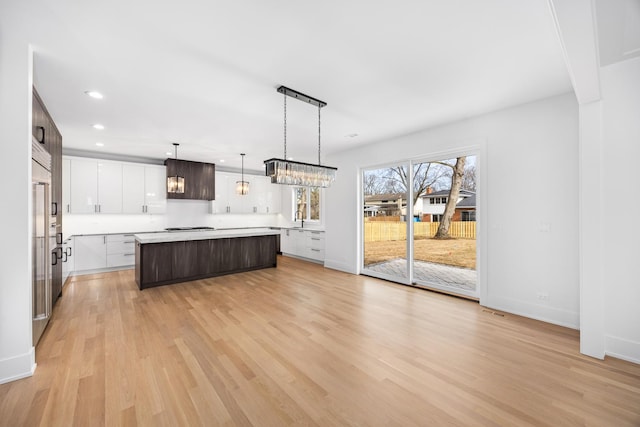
xmin=106 ymin=234 xmax=136 ymax=268
xmin=280 ymin=229 xmax=325 ymax=263
xmin=74 ymin=235 xmax=107 ymax=271
xmin=73 ymin=233 xmax=136 ymax=273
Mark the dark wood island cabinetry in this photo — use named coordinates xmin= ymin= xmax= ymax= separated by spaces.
xmin=135 ymin=229 xmax=279 ymax=289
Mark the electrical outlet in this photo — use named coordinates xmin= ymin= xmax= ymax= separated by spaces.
xmin=537 ymin=292 xmax=549 ymax=301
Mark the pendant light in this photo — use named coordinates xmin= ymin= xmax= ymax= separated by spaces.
xmin=236 ymin=153 xmax=249 ymax=195
xmin=264 ymin=86 xmax=337 ymax=187
xmin=167 ymin=143 xmax=185 ymax=193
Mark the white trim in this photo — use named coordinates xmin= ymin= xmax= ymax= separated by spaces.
xmin=324 ymin=259 xmax=357 ymax=275
xmin=0 ymin=347 xmax=36 ymax=385
xmin=605 ymin=335 xmax=640 ymax=364
xmin=486 ymin=295 xmax=580 ymax=330
xmin=359 ymin=141 xmax=485 ymax=302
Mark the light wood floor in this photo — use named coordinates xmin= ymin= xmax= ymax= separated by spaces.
xmin=1 ymin=256 xmax=639 ymax=426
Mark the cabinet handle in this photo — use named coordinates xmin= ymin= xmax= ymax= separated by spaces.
xmin=63 ymin=252 xmax=68 ymax=262
xmin=36 ymin=126 xmax=45 ymax=144
xmin=56 ymin=232 xmax=63 ymax=245
xmin=66 ymin=247 xmax=72 ymax=256
xmin=124 ymin=253 xmax=135 ymax=256
xmin=123 ymin=234 xmax=134 ymax=237
xmin=311 ymin=238 xmax=321 ymax=241
xmin=311 ymin=249 xmax=320 ymax=252
xmin=51 ymin=202 xmax=58 ymax=216
xmin=51 ymin=250 xmax=58 ymax=265
xmin=266 ymin=207 xmax=269 ymax=213
xmin=103 ymin=236 xmax=106 ymax=244
xmin=123 ymin=240 xmax=135 ymax=244
xmin=57 ymin=247 xmax=63 ymax=258
xmin=94 ymin=205 xmax=97 ymax=213
xmin=253 ymin=207 xmax=257 ymax=213
xmin=98 ymin=204 xmax=101 ymax=213
xmin=66 ymin=204 xmax=70 ymax=213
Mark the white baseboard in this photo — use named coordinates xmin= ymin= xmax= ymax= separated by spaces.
xmin=485 ymin=295 xmax=579 ymax=330
xmin=606 ymin=335 xmax=640 ymax=364
xmin=0 ymin=346 xmax=36 ymax=385
xmin=323 ymin=258 xmax=357 ymax=274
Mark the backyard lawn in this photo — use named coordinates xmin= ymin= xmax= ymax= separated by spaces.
xmin=364 ymin=237 xmax=476 ymax=269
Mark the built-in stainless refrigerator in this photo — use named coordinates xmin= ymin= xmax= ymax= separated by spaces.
xmin=32 ymin=138 xmax=53 ymax=346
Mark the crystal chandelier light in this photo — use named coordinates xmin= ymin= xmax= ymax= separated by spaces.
xmin=167 ymin=143 xmax=185 ymax=193
xmin=264 ymin=86 xmax=337 ymax=187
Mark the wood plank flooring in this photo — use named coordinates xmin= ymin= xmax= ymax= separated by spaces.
xmin=1 ymin=255 xmax=639 ymax=426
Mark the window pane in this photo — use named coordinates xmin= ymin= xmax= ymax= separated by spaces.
xmin=310 ymin=188 xmax=320 ymax=220
xmin=295 ymin=188 xmax=307 ymax=220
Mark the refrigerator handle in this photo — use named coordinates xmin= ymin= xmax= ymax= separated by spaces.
xmin=36 ymin=126 xmax=45 ymax=144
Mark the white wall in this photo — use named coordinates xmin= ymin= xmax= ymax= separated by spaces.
xmin=325 ymin=92 xmax=580 ymax=328
xmin=601 ymin=57 xmax=640 ymax=363
xmin=0 ymin=34 xmax=36 ymax=382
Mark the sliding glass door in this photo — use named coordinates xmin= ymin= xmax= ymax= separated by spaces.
xmin=362 ymin=163 xmax=409 ymax=284
xmin=362 ymin=154 xmax=479 ymax=299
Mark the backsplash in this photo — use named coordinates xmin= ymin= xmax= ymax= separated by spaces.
xmin=64 ymin=200 xmax=281 ymax=236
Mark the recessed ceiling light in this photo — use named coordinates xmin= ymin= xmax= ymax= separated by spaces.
xmin=219 ymin=159 xmax=225 ymax=163
xmin=166 ymin=151 xmax=172 ymax=156
xmin=95 ymin=142 xmax=104 ymax=147
xmin=287 ymin=157 xmax=294 ymax=160
xmin=84 ymin=90 xmax=104 ymax=99
xmin=92 ymin=124 xmax=105 ymax=130
xmin=345 ymin=133 xmax=359 ymax=138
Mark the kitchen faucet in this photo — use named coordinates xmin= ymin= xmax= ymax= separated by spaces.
xmin=295 ymin=210 xmax=305 ymax=228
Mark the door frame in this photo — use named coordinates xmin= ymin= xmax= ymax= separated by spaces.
xmin=359 ymin=142 xmax=487 ymax=304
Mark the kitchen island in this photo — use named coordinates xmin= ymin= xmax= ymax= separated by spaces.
xmin=134 ymin=228 xmax=279 ymax=289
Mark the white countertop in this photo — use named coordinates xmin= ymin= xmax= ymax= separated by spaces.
xmin=134 ymin=227 xmax=280 ymax=244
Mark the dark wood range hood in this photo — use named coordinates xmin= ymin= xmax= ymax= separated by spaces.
xmin=164 ymin=158 xmax=215 ymax=201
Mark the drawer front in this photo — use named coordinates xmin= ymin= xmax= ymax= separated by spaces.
xmin=107 ymin=252 xmax=135 ymax=268
xmin=107 ymin=240 xmax=135 ymax=255
xmin=106 ymin=233 xmax=136 ymax=243
xmin=307 ymin=247 xmax=325 ymax=261
xmin=309 ymin=235 xmax=325 ymax=249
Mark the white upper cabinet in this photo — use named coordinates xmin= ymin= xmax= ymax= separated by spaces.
xmin=67 ymin=156 xmax=166 ymax=215
xmin=143 ymin=165 xmax=167 ymax=214
xmin=210 ymin=172 xmax=280 ymax=214
xmin=122 ymin=164 xmax=145 ymax=213
xmin=121 ymin=164 xmax=166 ymax=214
xmin=69 ymin=158 xmax=99 ymax=214
xmin=69 ymin=158 xmax=122 ymax=214
xmin=97 ymin=161 xmax=123 ymax=213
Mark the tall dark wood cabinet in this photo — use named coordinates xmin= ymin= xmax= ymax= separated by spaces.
xmin=33 ymin=89 xmax=64 ymax=306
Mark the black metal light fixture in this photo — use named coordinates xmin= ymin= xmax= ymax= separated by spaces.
xmin=236 ymin=153 xmax=249 ymax=195
xmin=264 ymin=86 xmax=337 ymax=187
xmin=167 ymin=143 xmax=185 ymax=193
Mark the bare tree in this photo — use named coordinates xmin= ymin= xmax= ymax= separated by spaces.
xmin=461 ymin=164 xmax=476 ymax=192
xmin=363 ymin=171 xmax=385 ymax=195
xmin=434 ymin=156 xmax=466 ymax=239
xmin=384 ymin=163 xmax=449 ymax=208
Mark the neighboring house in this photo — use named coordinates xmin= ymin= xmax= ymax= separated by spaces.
xmin=364 ymin=193 xmax=405 ymax=217
xmin=364 ymin=193 xmax=424 ymax=217
xmin=421 ymin=189 xmax=476 ymax=222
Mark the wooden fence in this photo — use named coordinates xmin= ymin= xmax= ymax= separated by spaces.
xmin=363 ymin=221 xmax=476 ymax=242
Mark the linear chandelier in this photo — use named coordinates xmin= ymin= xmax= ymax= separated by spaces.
xmin=264 ymin=86 xmax=337 ymax=188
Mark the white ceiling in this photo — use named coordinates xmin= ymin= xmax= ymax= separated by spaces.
xmin=5 ymin=0 xmax=572 ymax=171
